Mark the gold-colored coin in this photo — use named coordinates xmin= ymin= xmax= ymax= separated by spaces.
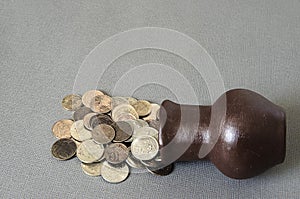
xmin=90 ymin=95 xmax=112 ymax=113
xmin=132 ymin=100 xmax=151 ymax=117
xmin=82 ymin=90 xmax=104 ymax=108
xmin=52 ymin=119 xmax=74 ymax=139
xmin=51 ymin=138 xmax=77 ymax=160
xmin=70 ymin=120 xmax=92 ymax=141
xmin=126 ymin=97 xmax=137 ymax=105
xmin=92 ymin=124 xmax=115 ymax=144
xmin=81 ymin=162 xmax=103 ymax=176
xmin=61 ymin=94 xmax=83 ymax=111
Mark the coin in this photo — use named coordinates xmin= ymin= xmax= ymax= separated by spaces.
xmin=71 ymin=138 xmax=82 ymax=147
xmin=112 ymin=104 xmax=138 ymax=121
xmin=132 ymin=126 xmax=159 ymax=140
xmin=92 ymin=124 xmax=115 ymax=144
xmin=90 ymin=114 xmax=114 ymax=129
xmin=131 ymin=135 xmax=159 ymax=161
xmin=143 ymin=103 xmax=160 ymax=121
xmin=147 ymin=163 xmax=174 ymax=176
xmin=113 ymin=121 xmax=133 ymax=142
xmin=141 ymin=155 xmax=163 ymax=168
xmin=81 ymin=162 xmax=103 ymax=176
xmin=101 ymin=161 xmax=129 ymax=183
xmin=76 ymin=140 xmax=105 ymax=163
xmin=73 ymin=106 xmax=93 ymax=121
xmin=61 ymin=94 xmax=83 ymax=111
xmin=114 ymin=113 xmax=136 ymax=122
xmin=126 ymin=97 xmax=137 ymax=105
xmin=132 ymin=100 xmax=152 ymax=117
xmin=70 ymin=120 xmax=92 ymax=141
xmin=82 ymin=90 xmax=104 ymax=108
xmin=112 ymin=97 xmax=129 ymax=109
xmin=90 ymin=95 xmax=112 ymax=113
xmin=52 ymin=119 xmax=74 ymax=139
xmin=126 ymin=152 xmax=146 ymax=169
xmin=147 ymin=120 xmax=160 ymax=131
xmin=135 ymin=119 xmax=149 ymax=127
xmin=83 ymin=113 xmax=98 ymax=130
xmin=104 ymin=143 xmax=129 ymax=164
xmin=51 ymin=138 xmax=77 ymax=160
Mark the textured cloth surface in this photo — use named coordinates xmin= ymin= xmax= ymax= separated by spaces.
xmin=1 ymin=0 xmax=300 ymax=198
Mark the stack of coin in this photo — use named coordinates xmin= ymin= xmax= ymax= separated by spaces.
xmin=51 ymin=90 xmax=174 ymax=183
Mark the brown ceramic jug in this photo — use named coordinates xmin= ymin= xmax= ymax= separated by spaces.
xmin=158 ymin=89 xmax=286 ymax=179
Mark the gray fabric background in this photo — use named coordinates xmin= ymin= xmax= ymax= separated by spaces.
xmin=1 ymin=0 xmax=299 ymax=198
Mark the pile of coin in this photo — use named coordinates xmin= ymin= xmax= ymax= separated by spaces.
xmin=51 ymin=90 xmax=174 ymax=183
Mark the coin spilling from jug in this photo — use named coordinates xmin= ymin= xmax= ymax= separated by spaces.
xmin=51 ymin=90 xmax=174 ymax=183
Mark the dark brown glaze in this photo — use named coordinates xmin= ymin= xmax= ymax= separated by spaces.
xmin=159 ymin=89 xmax=286 ymax=179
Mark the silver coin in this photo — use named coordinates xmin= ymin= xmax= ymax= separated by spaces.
xmin=92 ymin=124 xmax=115 ymax=144
xmin=76 ymin=140 xmax=104 ymax=163
xmin=132 ymin=126 xmax=159 ymax=140
xmin=81 ymin=162 xmax=103 ymax=176
xmin=135 ymin=119 xmax=149 ymax=127
xmin=126 ymin=152 xmax=146 ymax=169
xmin=82 ymin=90 xmax=104 ymax=108
xmin=101 ymin=161 xmax=129 ymax=183
xmin=131 ymin=135 xmax=159 ymax=161
xmin=73 ymin=107 xmax=93 ymax=121
xmin=143 ymin=104 xmax=160 ymax=121
xmin=124 ymin=119 xmax=149 ymax=143
xmin=112 ymin=97 xmax=129 ymax=109
xmin=125 ymin=97 xmax=137 ymax=105
xmin=104 ymin=143 xmax=129 ymax=164
xmin=147 ymin=120 xmax=160 ymax=131
xmin=112 ymin=104 xmax=138 ymax=121
xmin=113 ymin=121 xmax=133 ymax=142
xmin=70 ymin=120 xmax=92 ymax=141
xmin=83 ymin=113 xmax=98 ymax=130
xmin=114 ymin=113 xmax=136 ymax=122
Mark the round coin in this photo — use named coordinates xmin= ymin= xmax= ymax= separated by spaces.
xmin=51 ymin=138 xmax=77 ymax=160
xmin=131 ymin=135 xmax=159 ymax=161
xmin=101 ymin=161 xmax=129 ymax=183
xmin=143 ymin=103 xmax=160 ymax=121
xmin=113 ymin=121 xmax=133 ymax=142
xmin=132 ymin=100 xmax=152 ymax=117
xmin=112 ymin=97 xmax=129 ymax=109
xmin=126 ymin=97 xmax=137 ymax=105
xmin=90 ymin=95 xmax=112 ymax=113
xmin=52 ymin=119 xmax=73 ymax=139
xmin=73 ymin=106 xmax=93 ymax=121
xmin=70 ymin=120 xmax=92 ymax=141
xmin=82 ymin=90 xmax=104 ymax=108
xmin=126 ymin=152 xmax=146 ymax=169
xmin=92 ymin=124 xmax=115 ymax=144
xmin=104 ymin=143 xmax=129 ymax=164
xmin=81 ymin=162 xmax=103 ymax=176
xmin=147 ymin=163 xmax=174 ymax=176
xmin=133 ymin=126 xmax=159 ymax=140
xmin=76 ymin=140 xmax=105 ymax=163
xmin=61 ymin=94 xmax=83 ymax=111
xmin=112 ymin=104 xmax=138 ymax=121
xmin=83 ymin=113 xmax=98 ymax=130
xmin=114 ymin=113 xmax=137 ymax=122
xmin=90 ymin=114 xmax=114 ymax=129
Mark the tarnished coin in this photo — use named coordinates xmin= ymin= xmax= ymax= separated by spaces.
xmin=132 ymin=100 xmax=151 ymax=117
xmin=143 ymin=103 xmax=160 ymax=121
xmin=112 ymin=104 xmax=138 ymax=121
xmin=147 ymin=163 xmax=174 ymax=176
xmin=147 ymin=120 xmax=160 ymax=131
xmin=82 ymin=90 xmax=104 ymax=108
xmin=101 ymin=161 xmax=129 ymax=183
xmin=133 ymin=126 xmax=159 ymax=140
xmin=113 ymin=121 xmax=133 ymax=142
xmin=81 ymin=162 xmax=103 ymax=176
xmin=90 ymin=114 xmax=114 ymax=129
xmin=52 ymin=119 xmax=73 ymax=139
xmin=126 ymin=97 xmax=138 ymax=105
xmin=62 ymin=94 xmax=83 ymax=111
xmin=131 ymin=135 xmax=159 ymax=161
xmin=73 ymin=106 xmax=93 ymax=121
xmin=76 ymin=140 xmax=104 ymax=163
xmin=112 ymin=97 xmax=129 ymax=109
xmin=70 ymin=120 xmax=92 ymax=141
xmin=92 ymin=124 xmax=115 ymax=144
xmin=126 ymin=152 xmax=146 ymax=169
xmin=51 ymin=138 xmax=77 ymax=160
xmin=83 ymin=113 xmax=98 ymax=130
xmin=104 ymin=143 xmax=129 ymax=164
xmin=90 ymin=95 xmax=112 ymax=113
